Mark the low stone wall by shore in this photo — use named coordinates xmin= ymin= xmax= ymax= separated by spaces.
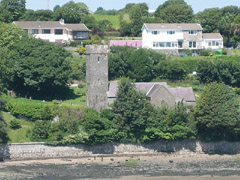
xmin=1 ymin=140 xmax=240 ymax=161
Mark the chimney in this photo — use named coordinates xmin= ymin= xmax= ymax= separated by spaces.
xmin=59 ymin=18 xmax=64 ymax=25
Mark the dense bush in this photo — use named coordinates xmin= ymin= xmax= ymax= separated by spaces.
xmin=10 ymin=119 xmax=21 ymax=129
xmin=31 ymin=120 xmax=50 ymax=141
xmin=4 ymin=100 xmax=58 ymax=121
xmin=194 ymin=82 xmax=240 ymax=141
xmin=82 ymin=108 xmax=116 ymax=145
xmin=11 ymin=37 xmax=72 ymax=98
xmin=196 ymin=59 xmax=240 ymax=87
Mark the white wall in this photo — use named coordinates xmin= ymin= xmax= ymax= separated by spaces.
xmin=142 ymin=27 xmax=183 ymax=49
xmin=34 ymin=34 xmax=72 ymax=43
xmin=202 ymin=39 xmax=224 ymax=49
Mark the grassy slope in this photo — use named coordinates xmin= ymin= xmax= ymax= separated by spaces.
xmin=2 ymin=112 xmax=34 ymax=143
xmin=93 ymin=14 xmax=121 ymax=29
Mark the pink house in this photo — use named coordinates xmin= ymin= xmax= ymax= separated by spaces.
xmin=109 ymin=40 xmax=142 ymax=47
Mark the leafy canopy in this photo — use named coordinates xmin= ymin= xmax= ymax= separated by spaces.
xmin=194 ymin=82 xmax=240 ymax=140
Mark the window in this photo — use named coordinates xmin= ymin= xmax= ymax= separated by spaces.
xmin=55 ymin=29 xmax=63 ymax=35
xmin=42 ymin=29 xmax=51 ymax=34
xmin=189 ymin=41 xmax=196 ymax=48
xmin=160 ymin=42 xmax=165 ymax=47
xmin=32 ymin=29 xmax=39 ymax=34
xmin=73 ymin=31 xmax=89 ymax=40
xmin=189 ymin=41 xmax=192 ymax=48
xmin=216 ymin=42 xmax=219 ymax=46
xmin=208 ymin=41 xmax=211 ymax=46
xmin=193 ymin=41 xmax=196 ymax=48
xmin=98 ymin=57 xmax=100 ymax=63
xmin=167 ymin=31 xmax=175 ymax=35
xmin=189 ymin=30 xmax=197 ymax=34
xmin=161 ymin=100 xmax=166 ymax=105
xmin=152 ymin=31 xmax=158 ymax=35
xmin=166 ymin=42 xmax=171 ymax=47
xmin=212 ymin=41 xmax=216 ymax=46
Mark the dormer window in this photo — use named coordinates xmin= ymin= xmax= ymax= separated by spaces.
xmin=167 ymin=31 xmax=175 ymax=35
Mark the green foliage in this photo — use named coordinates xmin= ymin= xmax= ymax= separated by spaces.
xmin=109 ymin=46 xmax=166 ymax=81
xmin=4 ymin=100 xmax=57 ymax=121
xmin=0 ymin=0 xmax=26 ymax=22
xmin=201 ymin=49 xmax=212 ymax=56
xmin=112 ymin=78 xmax=155 ymax=142
xmin=95 ymin=7 xmax=118 ymax=15
xmin=154 ymin=61 xmax=187 ymax=80
xmin=54 ymin=1 xmax=89 ymax=23
xmin=31 ymin=120 xmax=50 ymax=141
xmin=11 ymin=37 xmax=72 ymax=98
xmin=195 ymin=8 xmax=223 ymax=33
xmin=20 ymin=9 xmax=54 ymax=21
xmin=194 ymin=82 xmax=240 ymax=141
xmin=10 ymin=118 xmax=21 ymax=129
xmin=82 ymin=108 xmax=116 ymax=145
xmin=93 ymin=14 xmax=120 ymax=30
xmin=0 ymin=98 xmax=8 ymax=142
xmin=196 ymin=59 xmax=240 ymax=87
xmin=81 ymin=15 xmax=98 ymax=30
xmin=155 ymin=0 xmax=193 ymax=23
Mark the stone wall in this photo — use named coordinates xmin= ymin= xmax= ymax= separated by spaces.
xmin=1 ymin=140 xmax=240 ymax=161
xmin=86 ymin=45 xmax=109 ymax=112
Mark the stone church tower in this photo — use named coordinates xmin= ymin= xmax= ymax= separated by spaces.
xmin=86 ymin=45 xmax=109 ymax=112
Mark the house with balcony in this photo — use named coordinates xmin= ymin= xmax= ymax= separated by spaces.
xmin=141 ymin=23 xmax=223 ymax=55
xmin=13 ymin=19 xmax=90 ymax=44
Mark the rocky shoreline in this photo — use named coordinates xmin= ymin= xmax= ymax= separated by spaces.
xmin=0 ymin=154 xmax=240 ymax=179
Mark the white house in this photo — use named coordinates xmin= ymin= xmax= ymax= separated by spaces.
xmin=13 ymin=19 xmax=90 ymax=44
xmin=202 ymin=33 xmax=224 ymax=49
xmin=141 ymin=23 xmax=223 ymax=54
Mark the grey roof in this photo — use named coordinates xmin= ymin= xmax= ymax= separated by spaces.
xmin=13 ymin=21 xmax=90 ymax=31
xmin=143 ymin=23 xmax=203 ymax=30
xmin=107 ymin=81 xmax=195 ymax=102
xmin=107 ymin=81 xmax=168 ymax=98
xmin=168 ymin=87 xmax=195 ymax=102
xmin=202 ymin=33 xmax=223 ymax=40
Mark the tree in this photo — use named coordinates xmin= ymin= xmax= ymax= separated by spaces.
xmin=80 ymin=15 xmax=97 ymax=30
xmin=195 ymin=8 xmax=223 ymax=33
xmin=155 ymin=0 xmax=193 ymax=23
xmin=0 ymin=23 xmax=27 ymax=90
xmin=112 ymin=78 xmax=155 ymax=142
xmin=0 ymin=0 xmax=26 ymax=22
xmin=54 ymin=1 xmax=89 ymax=23
xmin=194 ymin=82 xmax=240 ymax=140
xmin=98 ymin=19 xmax=113 ymax=31
xmin=21 ymin=9 xmax=54 ymax=21
xmin=11 ymin=37 xmax=72 ymax=98
xmin=0 ymin=98 xmax=8 ymax=143
xmin=82 ymin=108 xmax=116 ymax=145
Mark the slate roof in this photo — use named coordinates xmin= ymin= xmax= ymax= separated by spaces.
xmin=202 ymin=33 xmax=223 ymax=40
xmin=107 ymin=81 xmax=195 ymax=102
xmin=143 ymin=23 xmax=203 ymax=31
xmin=13 ymin=21 xmax=90 ymax=31
xmin=107 ymin=81 xmax=168 ymax=98
xmin=168 ymin=87 xmax=195 ymax=102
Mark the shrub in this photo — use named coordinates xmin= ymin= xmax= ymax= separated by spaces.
xmin=4 ymin=101 xmax=58 ymax=121
xmin=10 ymin=119 xmax=21 ymax=129
xmin=31 ymin=120 xmax=50 ymax=141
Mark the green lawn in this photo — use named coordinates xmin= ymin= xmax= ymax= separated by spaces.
xmin=93 ymin=14 xmax=121 ymax=29
xmin=1 ymin=86 xmax=86 ymax=107
xmin=2 ymin=112 xmax=34 ymax=143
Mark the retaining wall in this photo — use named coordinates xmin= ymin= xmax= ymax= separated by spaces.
xmin=1 ymin=140 xmax=240 ymax=161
